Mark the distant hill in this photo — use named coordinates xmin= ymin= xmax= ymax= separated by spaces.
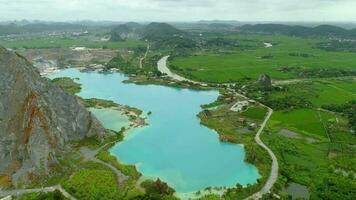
xmin=110 ymin=22 xmax=186 ymax=42
xmin=0 ymin=23 xmax=87 ymax=35
xmin=238 ymin=24 xmax=356 ymax=39
xmin=142 ymin=22 xmax=185 ymax=41
xmin=110 ymin=22 xmax=144 ymax=41
xmin=207 ymin=23 xmax=235 ymax=30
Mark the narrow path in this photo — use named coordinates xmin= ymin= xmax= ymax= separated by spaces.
xmin=0 ymin=142 xmax=127 ymax=200
xmin=0 ymin=185 xmax=77 ymax=200
xmin=139 ymin=44 xmax=150 ymax=68
xmin=157 ymin=56 xmax=279 ymax=199
xmin=80 ymin=145 xmax=129 ymax=184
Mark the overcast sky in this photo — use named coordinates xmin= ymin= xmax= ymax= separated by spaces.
xmin=1 ymin=0 xmax=356 ymax=22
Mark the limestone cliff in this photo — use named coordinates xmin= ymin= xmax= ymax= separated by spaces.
xmin=0 ymin=47 xmax=105 ymax=184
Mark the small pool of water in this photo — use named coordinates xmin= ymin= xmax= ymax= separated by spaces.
xmin=49 ymin=69 xmax=260 ymax=196
xmin=284 ymin=182 xmax=310 ymax=200
xmin=89 ymin=108 xmax=131 ymax=132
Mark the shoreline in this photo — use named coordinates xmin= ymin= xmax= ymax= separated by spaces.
xmin=49 ymin=64 xmax=273 ymax=200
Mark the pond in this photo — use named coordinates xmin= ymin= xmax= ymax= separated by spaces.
xmin=88 ymin=108 xmax=131 ymax=132
xmin=49 ymin=69 xmax=260 ymax=197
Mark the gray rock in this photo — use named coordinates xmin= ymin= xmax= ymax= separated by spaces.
xmin=0 ymin=47 xmax=106 ymax=185
xmin=258 ymin=74 xmax=272 ymax=89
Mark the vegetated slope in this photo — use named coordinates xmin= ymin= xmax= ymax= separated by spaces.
xmin=0 ymin=47 xmax=105 ymax=185
xmin=110 ymin=22 xmax=144 ymax=41
xmin=110 ymin=22 xmax=186 ymax=42
xmin=142 ymin=22 xmax=185 ymax=41
xmin=239 ymin=24 xmax=356 ymax=39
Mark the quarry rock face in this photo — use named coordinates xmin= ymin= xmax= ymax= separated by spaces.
xmin=0 ymin=47 xmax=105 ymax=184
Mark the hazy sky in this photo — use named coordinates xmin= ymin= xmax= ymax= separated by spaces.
xmin=1 ymin=0 xmax=356 ymax=22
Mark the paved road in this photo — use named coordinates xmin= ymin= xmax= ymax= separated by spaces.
xmin=157 ymin=56 xmax=198 ymax=83
xmin=244 ymin=108 xmax=278 ymax=200
xmin=0 ymin=185 xmax=77 ymax=200
xmin=157 ymin=56 xmax=279 ymax=199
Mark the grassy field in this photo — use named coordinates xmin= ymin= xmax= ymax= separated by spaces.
xmin=263 ymin=103 xmax=356 ymax=199
xmin=240 ymin=106 xmax=268 ymax=121
xmin=170 ymin=34 xmax=356 ymax=82
xmin=63 ymin=167 xmax=125 ymax=200
xmin=263 ymin=117 xmax=356 ymax=199
xmin=269 ymin=109 xmax=335 ymax=140
xmin=0 ymin=36 xmax=145 ymax=49
xmin=271 ymin=78 xmax=356 ymax=107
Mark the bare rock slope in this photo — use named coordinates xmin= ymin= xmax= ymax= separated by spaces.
xmin=0 ymin=47 xmax=105 ymax=184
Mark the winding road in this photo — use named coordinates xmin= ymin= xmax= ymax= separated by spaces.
xmin=1 ymin=57 xmax=278 ymax=200
xmin=244 ymin=108 xmax=278 ymax=200
xmin=157 ymin=56 xmax=199 ymax=83
xmin=157 ymin=56 xmax=279 ymax=200
xmin=0 ymin=185 xmax=77 ymax=200
xmin=0 ymin=141 xmax=128 ymax=199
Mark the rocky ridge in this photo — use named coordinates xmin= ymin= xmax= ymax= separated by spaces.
xmin=0 ymin=47 xmax=105 ymax=185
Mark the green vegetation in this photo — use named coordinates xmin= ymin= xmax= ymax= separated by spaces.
xmin=318 ymin=40 xmax=356 ymax=52
xmin=96 ymin=150 xmax=141 ymax=179
xmin=4 ymin=22 xmax=356 ymax=199
xmin=323 ymin=100 xmax=356 ymax=132
xmin=15 ymin=190 xmax=68 ymax=200
xmin=51 ymin=77 xmax=81 ymax=95
xmin=63 ymin=167 xmax=125 ymax=200
xmin=198 ymin=93 xmax=271 ymax=199
xmin=139 ymin=179 xmax=178 ymax=200
xmin=270 ymin=109 xmax=332 ymax=140
xmin=315 ymin=175 xmax=356 ymax=200
xmin=142 ymin=23 xmax=184 ymax=41
xmin=238 ymin=24 xmax=356 ymax=39
xmin=82 ymin=98 xmax=119 ymax=108
xmin=170 ymin=34 xmax=356 ymax=82
xmin=240 ymin=106 xmax=268 ymax=121
xmin=242 ymin=78 xmax=356 ymax=112
xmin=0 ymin=37 xmax=145 ymax=49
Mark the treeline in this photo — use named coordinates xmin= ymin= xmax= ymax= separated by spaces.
xmin=317 ymin=40 xmax=356 ymax=52
xmin=281 ymin=67 xmax=356 ymax=78
xmin=239 ymin=24 xmax=356 ymax=39
xmin=242 ymin=83 xmax=312 ymax=111
xmin=0 ymin=23 xmax=87 ymax=35
xmin=262 ymin=95 xmax=312 ymax=110
xmin=322 ymin=100 xmax=356 ymax=133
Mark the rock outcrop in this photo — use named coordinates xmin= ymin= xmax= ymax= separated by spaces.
xmin=258 ymin=74 xmax=272 ymax=89
xmin=0 ymin=47 xmax=105 ymax=184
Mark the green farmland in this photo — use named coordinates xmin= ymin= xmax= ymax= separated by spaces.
xmin=0 ymin=36 xmax=145 ymax=49
xmin=170 ymin=34 xmax=356 ymax=82
xmin=272 ymin=78 xmax=356 ymax=107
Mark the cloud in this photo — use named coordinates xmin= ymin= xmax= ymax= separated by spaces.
xmin=0 ymin=0 xmax=355 ymax=21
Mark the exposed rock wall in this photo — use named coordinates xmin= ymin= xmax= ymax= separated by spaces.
xmin=0 ymin=47 xmax=105 ymax=184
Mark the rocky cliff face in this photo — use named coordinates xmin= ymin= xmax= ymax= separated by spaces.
xmin=0 ymin=47 xmax=105 ymax=184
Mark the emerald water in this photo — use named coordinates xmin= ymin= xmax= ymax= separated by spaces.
xmin=88 ymin=108 xmax=131 ymax=132
xmin=49 ymin=69 xmax=259 ymax=195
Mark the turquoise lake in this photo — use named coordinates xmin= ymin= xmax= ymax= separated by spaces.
xmin=88 ymin=108 xmax=131 ymax=132
xmin=49 ymin=69 xmax=260 ymax=195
